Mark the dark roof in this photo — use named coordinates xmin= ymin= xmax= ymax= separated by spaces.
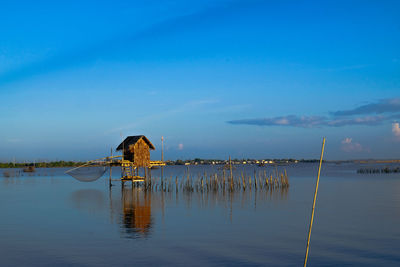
xmin=116 ymin=135 xmax=155 ymax=151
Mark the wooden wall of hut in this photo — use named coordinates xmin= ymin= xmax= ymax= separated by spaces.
xmin=123 ymin=147 xmax=134 ymax=162
xmin=125 ymin=138 xmax=150 ymax=167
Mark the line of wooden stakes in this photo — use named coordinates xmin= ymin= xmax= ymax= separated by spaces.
xmin=137 ymin=169 xmax=290 ymax=193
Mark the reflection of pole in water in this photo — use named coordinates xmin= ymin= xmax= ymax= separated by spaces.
xmin=109 ymin=184 xmax=114 ymax=222
xmin=254 ymin=188 xmax=257 ymax=211
xmin=229 ymin=190 xmax=233 ymax=223
xmin=161 ymin=187 xmax=165 ymax=224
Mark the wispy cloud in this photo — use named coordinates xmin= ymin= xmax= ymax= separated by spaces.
xmin=228 ymin=98 xmax=400 ymax=128
xmin=326 ymin=115 xmax=386 ymax=127
xmin=228 ymin=114 xmax=387 ymax=128
xmin=0 ymin=0 xmax=265 ymax=86
xmin=322 ymin=64 xmax=373 ymax=72
xmin=228 ymin=115 xmax=326 ymax=128
xmin=332 ymin=98 xmax=400 ymax=116
xmin=106 ymin=98 xmax=218 ymax=135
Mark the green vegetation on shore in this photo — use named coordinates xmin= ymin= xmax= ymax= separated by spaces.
xmin=166 ymin=158 xmax=316 ymax=166
xmin=0 ymin=161 xmax=85 ymax=169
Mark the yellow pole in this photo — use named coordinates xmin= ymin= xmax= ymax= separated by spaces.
xmin=161 ymin=136 xmax=164 ymax=183
xmin=304 ymin=138 xmax=325 ymax=267
xmin=121 ymin=132 xmax=124 ymax=161
xmin=161 ymin=136 xmax=164 ymax=162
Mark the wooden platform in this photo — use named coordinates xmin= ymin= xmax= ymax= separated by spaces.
xmin=121 ymin=176 xmax=145 ymax=182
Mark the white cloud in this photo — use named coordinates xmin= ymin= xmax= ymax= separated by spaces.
xmin=341 ymin=138 xmax=352 ymax=144
xmin=392 ymin=122 xmax=400 ymax=139
xmin=341 ymin=137 xmax=368 ymax=153
xmin=276 ymin=118 xmax=289 ymax=125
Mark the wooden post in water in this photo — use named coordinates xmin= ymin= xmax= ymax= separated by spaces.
xmin=144 ymin=167 xmax=147 ymax=189
xmin=109 ymin=147 xmax=113 ymax=187
xmin=149 ymin=167 xmax=152 ymax=189
xmin=304 ymin=138 xmax=326 ymax=267
xmin=229 ymin=156 xmax=233 ymax=191
xmin=161 ymin=136 xmax=164 ymax=185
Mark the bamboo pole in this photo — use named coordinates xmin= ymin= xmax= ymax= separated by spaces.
xmin=121 ymin=133 xmax=124 ymax=161
xmin=161 ymin=136 xmax=164 ymax=185
xmin=229 ymin=156 xmax=233 ymax=191
xmin=304 ymin=138 xmax=326 ymax=267
xmin=109 ymin=147 xmax=112 ymax=187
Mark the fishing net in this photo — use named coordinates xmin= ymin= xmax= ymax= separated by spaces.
xmin=66 ymin=165 xmax=108 ymax=182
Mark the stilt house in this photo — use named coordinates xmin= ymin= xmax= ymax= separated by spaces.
xmin=116 ymin=135 xmax=155 ymax=167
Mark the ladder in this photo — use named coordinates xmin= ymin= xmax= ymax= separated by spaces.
xmin=121 ymin=160 xmax=134 ymax=178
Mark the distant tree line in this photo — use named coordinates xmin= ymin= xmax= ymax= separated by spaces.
xmin=0 ymin=161 xmax=85 ymax=168
xmin=165 ymin=158 xmax=322 ymax=165
xmin=0 ymin=158 xmax=323 ymax=169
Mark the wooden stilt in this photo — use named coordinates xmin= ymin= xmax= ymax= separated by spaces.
xmin=229 ymin=156 xmax=233 ymax=191
xmin=109 ymin=148 xmax=112 ymax=187
xmin=161 ymin=136 xmax=164 ymax=185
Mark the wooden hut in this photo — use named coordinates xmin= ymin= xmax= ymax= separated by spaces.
xmin=116 ymin=135 xmax=155 ymax=167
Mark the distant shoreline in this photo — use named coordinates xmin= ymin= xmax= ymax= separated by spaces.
xmin=1 ymin=159 xmax=399 ymax=169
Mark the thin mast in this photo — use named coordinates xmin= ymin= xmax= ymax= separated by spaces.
xmin=304 ymin=138 xmax=326 ymax=267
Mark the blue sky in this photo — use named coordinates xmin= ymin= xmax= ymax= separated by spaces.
xmin=1 ymin=0 xmax=399 ymax=161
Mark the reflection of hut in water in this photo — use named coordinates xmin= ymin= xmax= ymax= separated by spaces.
xmin=121 ymin=188 xmax=152 ymax=237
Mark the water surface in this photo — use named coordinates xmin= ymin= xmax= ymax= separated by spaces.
xmin=1 ymin=163 xmax=400 ymax=266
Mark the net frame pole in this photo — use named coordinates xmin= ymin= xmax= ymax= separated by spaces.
xmin=161 ymin=136 xmax=164 ymax=185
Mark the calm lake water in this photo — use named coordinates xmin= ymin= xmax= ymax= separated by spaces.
xmin=1 ymin=163 xmax=400 ymax=266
